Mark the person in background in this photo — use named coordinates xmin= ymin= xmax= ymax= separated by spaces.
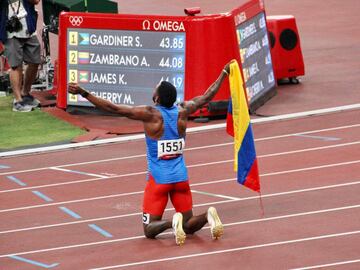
xmin=68 ymin=62 xmax=231 ymax=245
xmin=0 ymin=0 xmax=41 ymax=112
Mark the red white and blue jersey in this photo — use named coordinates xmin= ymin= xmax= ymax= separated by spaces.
xmin=145 ymin=105 xmax=188 ymax=184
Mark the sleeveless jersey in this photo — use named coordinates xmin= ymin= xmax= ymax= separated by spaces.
xmin=145 ymin=105 xmax=188 ymax=184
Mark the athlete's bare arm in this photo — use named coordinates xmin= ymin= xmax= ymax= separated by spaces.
xmin=68 ymin=83 xmax=155 ymax=122
xmin=180 ymin=62 xmax=231 ymax=117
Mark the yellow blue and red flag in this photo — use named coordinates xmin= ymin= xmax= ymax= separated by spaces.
xmin=226 ymin=60 xmax=260 ymax=192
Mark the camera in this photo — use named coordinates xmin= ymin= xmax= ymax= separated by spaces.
xmin=6 ymin=15 xmax=23 ymax=33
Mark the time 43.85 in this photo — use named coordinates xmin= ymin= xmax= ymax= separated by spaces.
xmin=159 ymin=37 xmax=184 ymax=49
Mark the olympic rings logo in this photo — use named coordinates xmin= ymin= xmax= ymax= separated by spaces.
xmin=69 ymin=16 xmax=83 ymax=26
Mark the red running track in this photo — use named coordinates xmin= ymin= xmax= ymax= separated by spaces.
xmin=0 ymin=109 xmax=360 ymax=270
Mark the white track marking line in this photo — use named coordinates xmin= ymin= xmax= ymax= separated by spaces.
xmin=194 ymin=174 xmax=360 ymax=201
xmin=88 ymin=230 xmax=360 ymax=269
xmin=191 ymin=180 xmax=360 ymax=210
xmin=1 ymin=140 xmax=359 ymax=194
xmin=1 ymin=204 xmax=359 ymax=258
xmin=289 ymin=259 xmax=360 ymax=270
xmin=191 ymin=190 xmax=240 ymax=200
xmin=49 ymin=167 xmax=109 ymax=179
xmin=259 ymin=141 xmax=360 ymax=158
xmin=0 ymin=212 xmax=141 ymax=234
xmin=222 ymin=204 xmax=360 ymax=227
xmin=1 ymin=104 xmax=359 ymax=158
xmin=0 ymin=173 xmax=146 ymax=194
xmin=0 ymin=190 xmax=144 ymax=213
xmin=261 ymin=160 xmax=360 ymax=177
xmin=1 ymin=123 xmax=359 ymax=177
xmin=293 ymin=134 xmax=341 ymax=141
xmin=0 ymin=161 xmax=359 ymax=213
xmin=256 ymin=123 xmax=360 ymax=142
xmin=1 ymin=179 xmax=359 ymax=234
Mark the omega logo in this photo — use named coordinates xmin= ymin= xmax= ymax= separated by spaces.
xmin=142 ymin=20 xmax=185 ymax=32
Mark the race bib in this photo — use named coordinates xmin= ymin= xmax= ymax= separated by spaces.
xmin=142 ymin=213 xmax=150 ymax=225
xmin=157 ymin=138 xmax=185 ymax=159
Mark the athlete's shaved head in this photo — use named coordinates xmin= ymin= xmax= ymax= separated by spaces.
xmin=154 ymin=81 xmax=177 ymax=108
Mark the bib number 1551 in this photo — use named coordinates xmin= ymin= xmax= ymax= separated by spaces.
xmin=157 ymin=138 xmax=185 ymax=159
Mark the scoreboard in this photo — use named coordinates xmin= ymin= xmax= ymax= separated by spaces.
xmin=236 ymin=11 xmax=275 ymax=108
xmin=57 ymin=0 xmax=275 ymax=115
xmin=66 ymin=29 xmax=185 ymax=106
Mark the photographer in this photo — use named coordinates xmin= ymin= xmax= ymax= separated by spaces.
xmin=0 ymin=0 xmax=41 ymax=112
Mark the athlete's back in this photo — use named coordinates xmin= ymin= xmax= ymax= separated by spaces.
xmin=145 ymin=105 xmax=188 ymax=184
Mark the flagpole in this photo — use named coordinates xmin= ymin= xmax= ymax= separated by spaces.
xmin=258 ymin=192 xmax=265 ymax=218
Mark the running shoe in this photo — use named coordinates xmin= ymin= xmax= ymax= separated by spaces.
xmin=207 ymin=207 xmax=224 ymax=240
xmin=12 ymin=100 xmax=32 ymax=112
xmin=22 ymin=94 xmax=40 ymax=108
xmin=172 ymin=212 xmax=186 ymax=246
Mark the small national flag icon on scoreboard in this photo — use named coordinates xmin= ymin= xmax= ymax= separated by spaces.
xmin=79 ymin=33 xmax=90 ymax=45
xmin=79 ymin=71 xmax=89 ymax=83
xmin=78 ymin=52 xmax=90 ymax=64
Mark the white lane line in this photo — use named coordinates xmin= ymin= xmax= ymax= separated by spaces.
xmin=0 ymin=190 xmax=144 ymax=213
xmin=261 ymin=160 xmax=360 ymax=177
xmin=88 ymin=230 xmax=360 ymax=269
xmin=0 ymin=142 xmax=234 ymax=176
xmin=259 ymin=141 xmax=359 ymax=159
xmin=1 ymin=123 xmax=359 ymax=177
xmin=1 ymin=203 xmax=359 ymax=258
xmin=1 ymin=140 xmax=359 ymax=194
xmin=1 ymin=104 xmax=359 ymax=158
xmin=0 ymin=212 xmax=141 ymax=235
xmin=289 ymin=259 xmax=360 ymax=270
xmin=248 ymin=104 xmax=360 ymax=123
xmin=293 ymin=134 xmax=341 ymax=141
xmin=0 ymin=173 xmax=145 ymax=194
xmin=255 ymin=123 xmax=360 ymax=142
xmin=223 ymin=204 xmax=360 ymax=227
xmin=1 ymin=179 xmax=359 ymax=234
xmin=191 ymin=190 xmax=240 ymax=200
xmin=49 ymin=167 xmax=109 ymax=179
xmin=192 ymin=180 xmax=360 ymax=211
xmin=0 ymin=160 xmax=359 ymax=213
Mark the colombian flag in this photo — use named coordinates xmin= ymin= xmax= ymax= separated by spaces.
xmin=78 ymin=52 xmax=90 ymax=64
xmin=226 ymin=60 xmax=260 ymax=192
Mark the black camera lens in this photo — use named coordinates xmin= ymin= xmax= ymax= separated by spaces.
xmin=6 ymin=16 xmax=23 ymax=33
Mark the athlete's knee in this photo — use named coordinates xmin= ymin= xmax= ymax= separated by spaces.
xmin=143 ymin=225 xmax=156 ymax=239
xmin=143 ymin=229 xmax=155 ymax=239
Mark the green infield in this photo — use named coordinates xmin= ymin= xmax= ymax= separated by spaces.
xmin=0 ymin=95 xmax=86 ymax=150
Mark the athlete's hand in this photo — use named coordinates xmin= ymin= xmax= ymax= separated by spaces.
xmin=68 ymin=83 xmax=86 ymax=95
